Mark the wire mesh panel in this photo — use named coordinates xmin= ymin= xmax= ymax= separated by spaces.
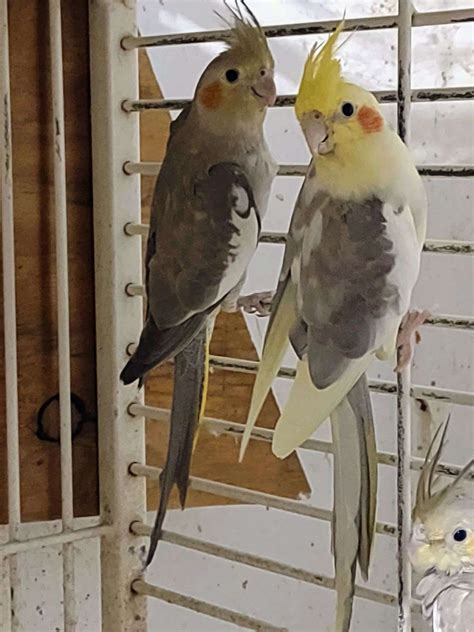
xmin=1 ymin=1 xmax=147 ymax=630
xmin=120 ymin=1 xmax=473 ymax=630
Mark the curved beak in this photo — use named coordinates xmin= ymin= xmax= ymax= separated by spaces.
xmin=300 ymin=110 xmax=333 ymax=156
xmin=251 ymin=73 xmax=277 ymax=107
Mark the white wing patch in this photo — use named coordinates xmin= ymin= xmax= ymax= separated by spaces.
xmin=215 ymin=199 xmax=259 ymax=303
xmin=374 ymin=202 xmax=421 ymax=355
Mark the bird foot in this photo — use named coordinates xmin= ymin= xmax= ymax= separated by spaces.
xmin=395 ymin=309 xmax=431 ymax=371
xmin=237 ymin=291 xmax=273 ymax=317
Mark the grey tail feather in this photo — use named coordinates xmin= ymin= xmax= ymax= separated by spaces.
xmin=145 ymin=327 xmax=208 ymax=566
xmin=346 ymin=373 xmax=377 ymax=581
xmin=120 ymin=310 xmax=210 ymax=386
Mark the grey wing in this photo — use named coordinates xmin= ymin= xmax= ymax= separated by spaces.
xmin=148 ymin=161 xmax=260 ymax=329
xmin=264 ymin=166 xmax=315 ymax=339
xmin=295 ymin=196 xmax=400 ymax=389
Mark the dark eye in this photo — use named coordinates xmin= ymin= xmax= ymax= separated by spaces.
xmin=341 ymin=102 xmax=355 ymax=117
xmin=453 ymin=528 xmax=467 ymax=542
xmin=225 ymin=69 xmax=239 ymax=83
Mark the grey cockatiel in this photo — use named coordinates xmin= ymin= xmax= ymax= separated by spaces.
xmin=239 ymin=23 xmax=428 ymax=630
xmin=120 ymin=1 xmax=277 ymax=566
xmin=409 ymin=418 xmax=474 ymax=632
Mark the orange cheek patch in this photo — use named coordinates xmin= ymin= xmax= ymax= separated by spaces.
xmin=357 ymin=105 xmax=383 ymax=133
xmin=199 ymin=81 xmax=223 ymax=110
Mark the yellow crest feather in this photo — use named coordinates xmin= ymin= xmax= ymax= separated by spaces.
xmin=295 ymin=21 xmax=345 ymax=119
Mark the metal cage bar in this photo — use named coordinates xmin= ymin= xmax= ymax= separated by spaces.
xmin=121 ymin=7 xmax=474 ymax=49
xmin=396 ymin=2 xmax=414 ymax=629
xmin=48 ymin=2 xmax=76 ymax=629
xmin=1 ymin=0 xmax=20 ymax=628
xmin=129 ymin=404 xmax=474 ymax=481
xmin=123 ymin=85 xmax=474 ymax=112
xmin=131 ymin=525 xmax=397 ymax=607
xmin=132 ymin=580 xmax=288 ymax=632
xmin=123 ymin=160 xmax=474 ymax=178
xmin=124 ymin=221 xmax=474 ymax=255
xmin=89 ymin=1 xmax=147 ymax=630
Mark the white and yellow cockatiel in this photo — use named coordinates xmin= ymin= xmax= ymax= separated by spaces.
xmin=409 ymin=418 xmax=474 ymax=632
xmin=240 ymin=22 xmax=428 ymax=630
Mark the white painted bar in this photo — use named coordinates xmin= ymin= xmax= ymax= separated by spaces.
xmin=1 ymin=0 xmax=20 ymax=543
xmin=206 ymin=355 xmax=474 ymax=407
xmin=396 ymin=2 xmax=414 ymax=629
xmin=121 ymin=8 xmax=474 ymax=49
xmin=49 ymin=1 xmax=76 ymax=629
xmin=129 ymin=463 xmax=396 ymax=537
xmin=131 ymin=524 xmax=397 ymax=607
xmin=130 ymin=404 xmax=472 ymax=480
xmin=132 ymin=580 xmax=286 ymax=631
xmin=123 ymin=161 xmax=474 ymax=178
xmin=125 ymin=285 xmax=472 ymax=329
xmin=124 ymin=222 xmax=474 ymax=255
xmin=123 ymin=85 xmax=474 ymax=112
xmin=1 ymin=526 xmax=112 ymax=556
xmin=89 ymin=1 xmax=147 ymax=629
xmin=1 ymin=1 xmax=19 ymax=628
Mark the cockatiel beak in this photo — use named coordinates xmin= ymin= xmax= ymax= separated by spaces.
xmin=251 ymin=71 xmax=277 ymax=106
xmin=299 ymin=110 xmax=333 ymax=155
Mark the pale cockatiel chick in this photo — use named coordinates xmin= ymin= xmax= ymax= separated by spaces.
xmin=240 ymin=22 xmax=428 ymax=631
xmin=410 ymin=418 xmax=474 ymax=632
xmin=121 ymin=0 xmax=277 ymax=566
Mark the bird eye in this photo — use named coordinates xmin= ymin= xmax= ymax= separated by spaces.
xmin=341 ymin=102 xmax=355 ymax=117
xmin=453 ymin=528 xmax=468 ymax=542
xmin=225 ymin=69 xmax=240 ymax=83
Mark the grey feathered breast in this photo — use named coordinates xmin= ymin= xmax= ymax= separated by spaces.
xmin=290 ymin=194 xmax=400 ymax=388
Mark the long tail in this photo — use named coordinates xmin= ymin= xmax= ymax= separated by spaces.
xmin=348 ymin=374 xmax=377 ymax=580
xmin=239 ymin=280 xmax=297 ymax=461
xmin=330 ymin=374 xmax=377 ymax=631
xmin=272 ymin=355 xmax=371 ymax=459
xmin=146 ymin=326 xmax=209 ymax=566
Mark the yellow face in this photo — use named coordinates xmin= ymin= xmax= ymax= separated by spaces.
xmin=409 ymin=517 xmax=474 ymax=574
xmin=297 ymin=82 xmax=385 ymax=158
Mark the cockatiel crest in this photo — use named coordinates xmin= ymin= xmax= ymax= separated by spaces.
xmin=295 ymin=20 xmax=345 ymax=119
xmin=219 ymin=0 xmax=273 ymax=69
xmin=410 ymin=417 xmax=474 ymax=575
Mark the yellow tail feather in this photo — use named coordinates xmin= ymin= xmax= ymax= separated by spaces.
xmin=193 ymin=328 xmax=210 ymax=451
xmin=239 ymin=281 xmax=297 ymax=461
xmin=272 ymin=355 xmax=372 ymax=459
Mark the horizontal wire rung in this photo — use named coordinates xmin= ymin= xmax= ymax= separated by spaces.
xmin=0 ymin=525 xmax=111 ymax=556
xmin=121 ymin=8 xmax=474 ymax=49
xmin=124 ymin=161 xmax=474 ymax=178
xmin=123 ymin=349 xmax=473 ymax=406
xmin=129 ymin=462 xmax=395 ymax=537
xmin=123 ymin=223 xmax=474 ymax=256
xmin=130 ymin=404 xmax=473 ymax=481
xmin=122 ymin=285 xmax=474 ymax=329
xmin=131 ymin=580 xmax=287 ymax=631
xmin=208 ymin=355 xmax=474 ymax=407
xmin=123 ymin=86 xmax=474 ymax=112
xmin=131 ymin=523 xmax=397 ymax=607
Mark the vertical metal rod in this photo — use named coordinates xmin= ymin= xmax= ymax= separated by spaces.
xmin=1 ymin=1 xmax=20 ymax=628
xmin=49 ymin=1 xmax=75 ymax=629
xmin=89 ymin=1 xmax=147 ymax=630
xmin=396 ymin=1 xmax=414 ymax=630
